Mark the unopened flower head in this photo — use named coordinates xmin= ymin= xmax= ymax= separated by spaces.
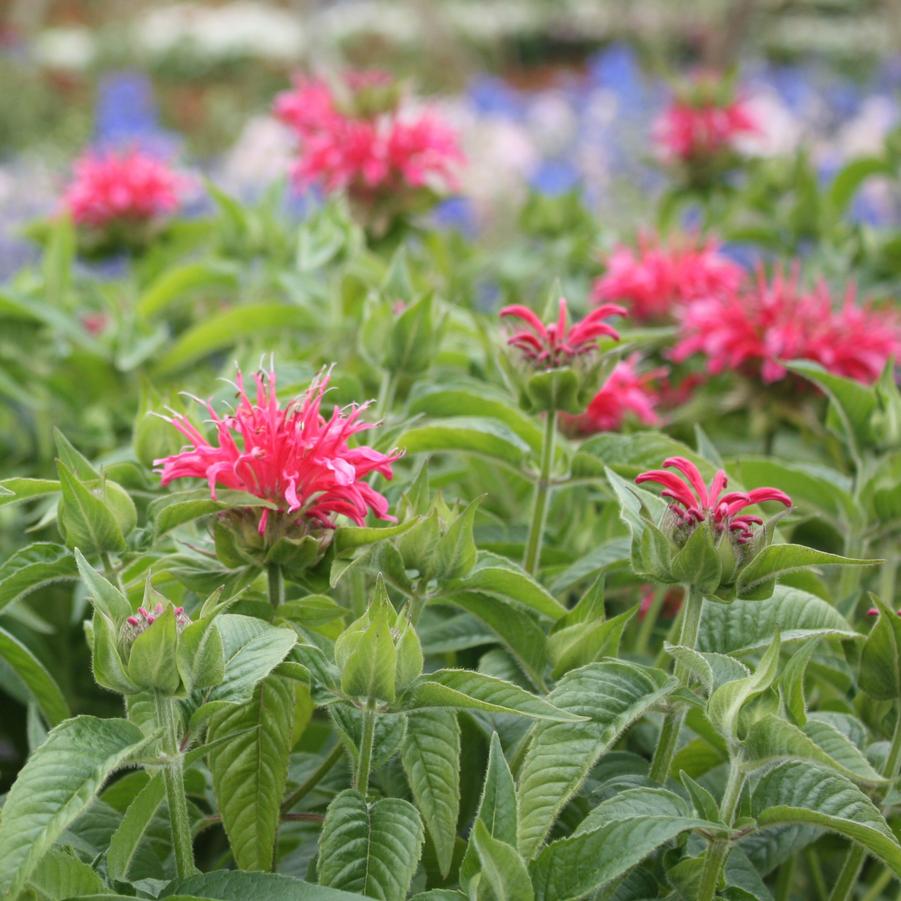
xmin=121 ymin=602 xmax=190 ymax=643
xmin=155 ymin=366 xmax=401 ymax=536
xmin=636 ymin=456 xmax=791 ymax=545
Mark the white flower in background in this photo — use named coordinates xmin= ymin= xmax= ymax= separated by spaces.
xmin=837 ymin=95 xmax=898 ymax=158
xmin=217 ymin=116 xmax=297 ymax=192
xmin=524 ymin=92 xmax=579 ymax=157
xmin=312 ymin=2 xmax=422 ymax=45
xmin=737 ymin=92 xmax=803 ymax=157
xmin=444 ymin=1 xmax=542 ymax=43
xmin=33 ymin=27 xmax=95 ymax=70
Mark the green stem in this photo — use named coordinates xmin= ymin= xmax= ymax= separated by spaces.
xmin=829 ymin=701 xmax=901 ymax=901
xmin=376 ymin=370 xmax=397 ymax=420
xmin=635 ymin=587 xmax=665 ymax=657
xmin=522 ymin=410 xmax=556 ymax=576
xmin=354 ymin=698 xmax=377 ymax=796
xmin=773 ymin=856 xmax=795 ymax=901
xmin=697 ymin=755 xmax=746 ymax=901
xmin=649 ymin=586 xmax=704 ymax=783
xmin=282 ymin=742 xmax=345 ymax=812
xmin=154 ymin=693 xmax=195 ymax=879
xmin=267 ymin=564 xmax=285 ymax=608
xmin=860 ymin=865 xmax=893 ymax=901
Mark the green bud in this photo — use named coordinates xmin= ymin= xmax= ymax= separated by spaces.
xmin=670 ymin=523 xmax=722 ymax=595
xmin=393 ymin=611 xmax=424 ymax=693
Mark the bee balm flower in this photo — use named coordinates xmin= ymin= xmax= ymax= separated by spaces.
xmin=155 ymin=367 xmax=400 ymax=536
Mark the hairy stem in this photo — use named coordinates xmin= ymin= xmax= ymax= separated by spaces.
xmin=523 ymin=410 xmax=557 ymax=575
xmin=697 ymin=755 xmax=745 ymax=901
xmin=154 ymin=693 xmax=195 ymax=879
xmin=267 ymin=563 xmax=285 ymax=608
xmin=649 ymin=585 xmax=704 ymax=783
xmin=354 ymin=698 xmax=378 ymax=796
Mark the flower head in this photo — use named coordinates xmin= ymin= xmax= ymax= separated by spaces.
xmin=155 ymin=367 xmax=400 ymax=535
xmin=593 ymin=233 xmax=744 ymax=321
xmin=672 ymin=267 xmax=901 ymax=384
xmin=63 ymin=148 xmax=186 ymax=229
xmin=122 ymin=602 xmax=190 ymax=643
xmin=500 ymin=298 xmax=625 ymax=369
xmin=636 ymin=456 xmax=791 ymax=544
xmin=562 ymin=354 xmax=665 ymax=434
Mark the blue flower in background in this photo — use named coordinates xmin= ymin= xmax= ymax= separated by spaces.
xmin=586 ymin=43 xmax=646 ymax=108
xmin=432 ymin=196 xmax=477 ymax=235
xmin=466 ymin=76 xmax=523 ymax=119
xmin=529 ymin=159 xmax=581 ymax=196
xmin=94 ymin=71 xmax=180 ymax=156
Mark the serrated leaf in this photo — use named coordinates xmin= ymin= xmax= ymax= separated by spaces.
xmin=56 ymin=461 xmax=126 ymax=553
xmin=398 ymin=418 xmax=530 ymax=471
xmin=737 ymin=545 xmax=875 ymax=596
xmin=549 ymin=603 xmax=635 ymax=680
xmin=106 ymin=771 xmax=166 ymax=882
xmin=318 ymin=789 xmax=425 ymax=898
xmin=548 ymin=537 xmax=631 ymax=594
xmin=149 ymin=487 xmax=277 ymax=535
xmin=25 ymin=847 xmax=108 ymax=899
xmin=0 ymin=626 xmax=69 ymax=725
xmin=74 ymin=549 xmax=133 ymax=623
xmin=208 ymin=674 xmax=295 ymax=870
xmin=164 ymin=869 xmax=361 ymax=900
xmin=699 ymin=586 xmax=857 ymax=655
xmin=470 ymin=820 xmax=534 ymax=901
xmin=0 ymin=716 xmax=150 ymax=896
xmin=665 ymin=645 xmax=750 ymax=694
xmin=405 ymin=669 xmax=581 ymax=721
xmin=751 ymin=761 xmax=901 ymax=876
xmin=859 ymin=593 xmax=901 ymax=700
xmin=401 ymin=709 xmax=461 ymax=878
xmin=517 ymin=661 xmax=677 ymax=858
xmin=0 ymin=477 xmax=60 ymax=508
xmin=0 ymin=543 xmax=78 ymax=612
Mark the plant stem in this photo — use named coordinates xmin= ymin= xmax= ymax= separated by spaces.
xmin=282 ymin=742 xmax=345 ymax=812
xmin=697 ymin=755 xmax=746 ymax=901
xmin=522 ymin=410 xmax=556 ymax=576
xmin=376 ymin=369 xmax=397 ymax=419
xmin=354 ymin=698 xmax=377 ymax=796
xmin=648 ymin=586 xmax=704 ymax=783
xmin=635 ymin=587 xmax=665 ymax=657
xmin=267 ymin=563 xmax=285 ymax=608
xmin=154 ymin=692 xmax=195 ymax=879
xmin=829 ymin=701 xmax=901 ymax=901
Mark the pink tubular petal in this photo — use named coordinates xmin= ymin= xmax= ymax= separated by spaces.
xmin=662 ymin=457 xmax=709 ymax=507
xmin=746 ymin=487 xmax=793 ymax=508
xmin=500 ymin=305 xmax=547 ymax=336
xmin=635 ymin=469 xmax=697 ymax=509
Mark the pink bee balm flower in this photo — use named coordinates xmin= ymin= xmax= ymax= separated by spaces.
xmin=63 ymin=148 xmax=186 ymax=228
xmin=562 ymin=354 xmax=666 ymax=434
xmin=672 ymin=268 xmax=901 ymax=384
xmin=654 ymin=96 xmax=758 ymax=163
xmin=155 ymin=367 xmax=401 ymax=534
xmin=592 ymin=233 xmax=744 ymax=321
xmin=636 ymin=456 xmax=791 ymax=544
xmin=500 ymin=298 xmax=625 ymax=369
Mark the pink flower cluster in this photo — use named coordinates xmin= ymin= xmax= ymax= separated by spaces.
xmin=672 ymin=268 xmax=901 ymax=384
xmin=156 ymin=367 xmax=400 ymax=534
xmin=122 ymin=602 xmax=190 ymax=641
xmin=63 ymin=148 xmax=186 ymax=228
xmin=562 ymin=354 xmax=666 ymax=434
xmin=654 ymin=96 xmax=758 ymax=163
xmin=636 ymin=456 xmax=791 ymax=544
xmin=501 ymin=298 xmax=624 ymax=369
xmin=274 ymin=73 xmax=463 ymax=198
xmin=593 ymin=234 xmax=744 ymax=321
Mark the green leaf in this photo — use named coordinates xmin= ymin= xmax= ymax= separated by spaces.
xmin=664 ymin=645 xmax=750 ymax=694
xmin=744 ymin=714 xmax=884 ymax=784
xmin=548 ymin=537 xmax=630 ymax=594
xmin=318 ymin=789 xmax=425 ymax=898
xmin=859 ymin=593 xmax=901 ymax=700
xmin=25 ymin=847 xmax=108 ymax=899
xmin=106 ymin=771 xmax=166 ymax=882
xmin=127 ymin=605 xmax=180 ymax=694
xmin=444 ymin=591 xmax=548 ymax=687
xmin=549 ymin=603 xmax=635 ymax=680
xmin=401 ymin=709 xmax=460 ymax=878
xmin=405 ymin=669 xmax=583 ymax=722
xmin=53 ymin=429 xmax=100 ymax=480
xmin=163 ymin=870 xmax=361 ymax=900
xmin=737 ymin=544 xmax=875 ymax=597
xmin=474 ymin=732 xmax=518 ymax=846
xmin=0 ymin=626 xmax=69 ymax=725
xmin=0 ymin=543 xmax=78 ymax=612
xmin=751 ymin=761 xmax=901 ymax=877
xmin=517 ymin=661 xmax=677 ymax=858
xmin=0 ymin=477 xmax=60 ymax=508
xmin=56 ymin=461 xmax=126 ymax=554
xmin=150 ymin=487 xmax=277 ymax=535
xmin=826 ymin=156 xmax=893 ymax=218
xmin=398 ymin=418 xmax=530 ymax=471
xmin=155 ymin=303 xmax=318 ymax=374
xmin=454 ymin=552 xmax=566 ymax=619
xmin=529 ymin=788 xmax=715 ymax=901
xmin=74 ymin=549 xmax=133 ymax=623
xmin=470 ymin=820 xmax=534 ymax=901
xmin=0 ymin=716 xmax=150 ymax=896
xmin=137 ymin=260 xmax=238 ymax=319
xmin=333 ymin=518 xmax=418 ymax=553
xmin=208 ymin=674 xmax=296 ymax=870
xmin=699 ymin=586 xmax=857 ymax=655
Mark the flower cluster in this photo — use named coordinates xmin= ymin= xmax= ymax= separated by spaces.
xmin=63 ymin=148 xmax=186 ymax=229
xmin=501 ymin=298 xmax=624 ymax=369
xmin=275 ymin=72 xmax=463 ymax=212
xmin=672 ymin=268 xmax=901 ymax=384
xmin=562 ymin=355 xmax=665 ymax=434
xmin=636 ymin=456 xmax=791 ymax=545
xmin=121 ymin=602 xmax=190 ymax=642
xmin=592 ymin=233 xmax=744 ymax=321
xmin=155 ymin=367 xmax=400 ymax=535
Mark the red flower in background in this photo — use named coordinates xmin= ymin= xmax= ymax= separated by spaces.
xmin=636 ymin=456 xmax=791 ymax=544
xmin=593 ymin=233 xmax=744 ymax=321
xmin=654 ymin=96 xmax=758 ymax=163
xmin=156 ymin=367 xmax=400 ymax=534
xmin=562 ymin=354 xmax=666 ymax=434
xmin=672 ymin=267 xmax=901 ymax=384
xmin=501 ymin=298 xmax=625 ymax=369
xmin=63 ymin=148 xmax=186 ymax=228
